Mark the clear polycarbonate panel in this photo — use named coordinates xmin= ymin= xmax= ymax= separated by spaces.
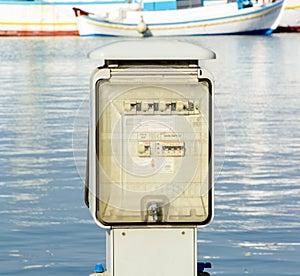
xmin=95 ymin=78 xmax=212 ymax=226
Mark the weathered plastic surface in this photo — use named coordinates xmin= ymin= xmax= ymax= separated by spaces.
xmin=89 ymin=40 xmax=216 ymax=65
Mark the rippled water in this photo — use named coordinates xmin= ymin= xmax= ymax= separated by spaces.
xmin=0 ymin=35 xmax=299 ymax=276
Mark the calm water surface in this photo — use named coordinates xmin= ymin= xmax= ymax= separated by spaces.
xmin=0 ymin=34 xmax=299 ymax=276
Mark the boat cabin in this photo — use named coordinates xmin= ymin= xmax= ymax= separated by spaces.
xmin=142 ymin=0 xmax=203 ymax=11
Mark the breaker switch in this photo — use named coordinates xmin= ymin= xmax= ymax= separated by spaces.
xmin=138 ymin=142 xmax=151 ymax=157
xmin=138 ymin=141 xmax=185 ymax=157
xmin=123 ymin=99 xmax=199 ymax=115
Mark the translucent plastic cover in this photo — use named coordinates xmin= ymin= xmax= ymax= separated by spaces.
xmin=95 ymin=77 xmax=212 ymax=226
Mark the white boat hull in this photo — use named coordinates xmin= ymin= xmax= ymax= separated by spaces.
xmin=278 ymin=0 xmax=300 ymax=31
xmin=75 ymin=0 xmax=285 ymax=36
xmin=0 ymin=1 xmax=133 ymax=36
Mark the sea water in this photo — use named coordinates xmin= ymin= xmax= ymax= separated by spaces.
xmin=0 ymin=34 xmax=299 ymax=276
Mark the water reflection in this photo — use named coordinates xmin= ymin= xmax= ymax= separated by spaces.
xmin=0 ymin=35 xmax=299 ymax=276
xmin=193 ymin=34 xmax=300 ymax=276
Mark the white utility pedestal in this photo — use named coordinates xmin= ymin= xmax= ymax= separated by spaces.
xmin=107 ymin=228 xmax=196 ymax=276
xmin=85 ymin=40 xmax=215 ymax=276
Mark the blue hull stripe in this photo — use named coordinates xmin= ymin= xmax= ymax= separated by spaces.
xmin=81 ymin=28 xmax=273 ymax=36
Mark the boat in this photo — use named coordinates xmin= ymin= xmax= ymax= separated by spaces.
xmin=0 ymin=0 xmax=138 ymax=36
xmin=277 ymin=0 xmax=300 ymax=32
xmin=73 ymin=0 xmax=285 ymax=37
